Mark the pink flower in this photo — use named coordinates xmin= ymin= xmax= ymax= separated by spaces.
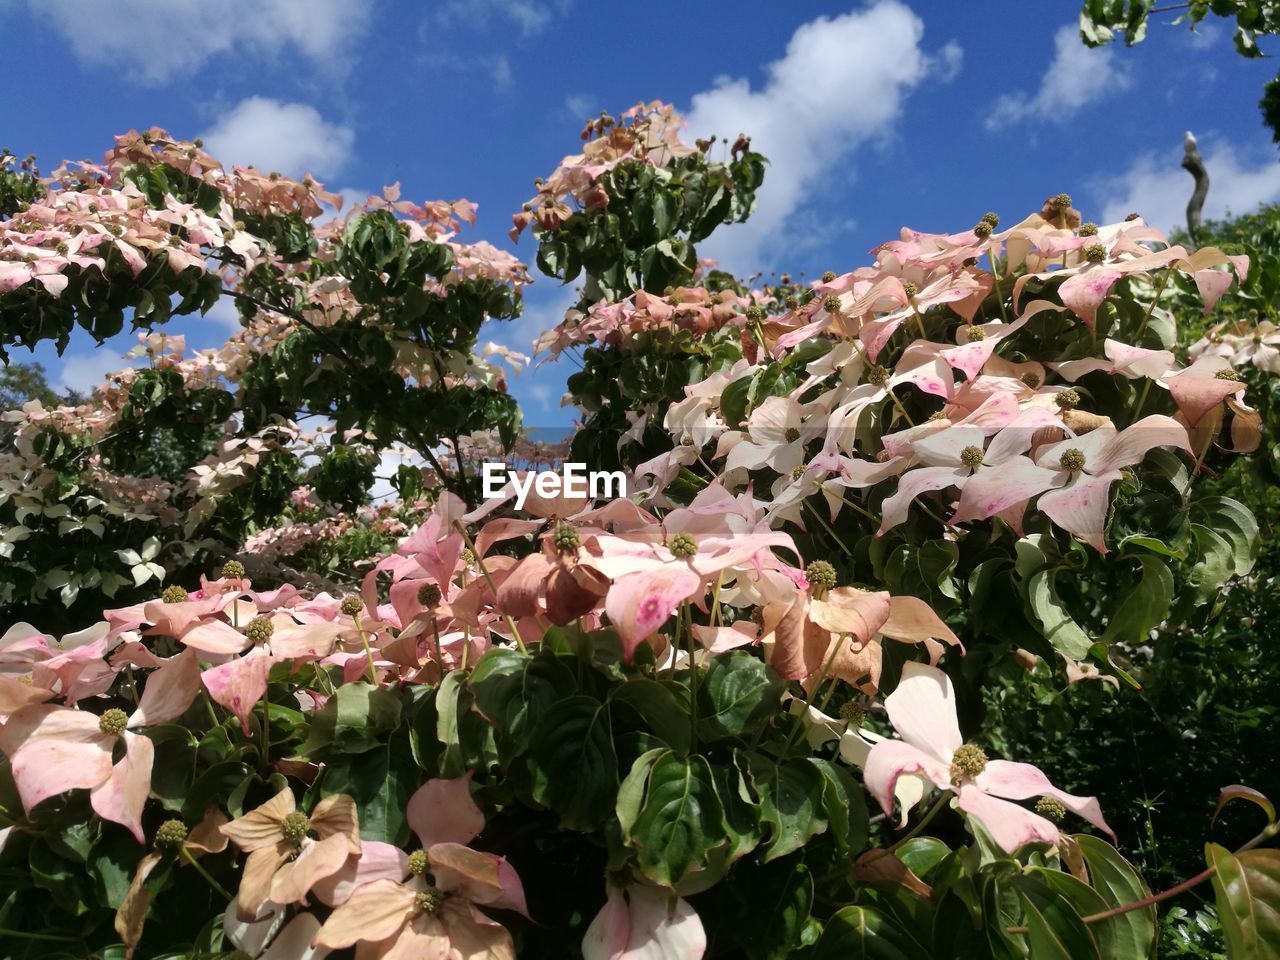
xmin=865 ymin=662 xmax=1112 ymax=853
xmin=0 ymin=651 xmax=200 ymax=841
xmin=582 ymin=883 xmax=706 ymax=960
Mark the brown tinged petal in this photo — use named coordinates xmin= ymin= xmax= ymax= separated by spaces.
xmin=312 ymin=878 xmax=417 ymax=950
xmin=270 ymin=832 xmax=352 ymax=906
xmin=310 ymin=793 xmax=361 ymax=854
xmin=236 ymin=843 xmax=293 ymax=921
xmin=114 ymin=851 xmax=162 ymax=959
xmin=220 ymin=789 xmax=297 ymax=852
xmin=184 ymin=805 xmax=230 ymax=857
xmin=854 ymin=848 xmax=932 ymax=897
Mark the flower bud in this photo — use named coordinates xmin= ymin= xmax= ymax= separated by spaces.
xmin=981 ymin=211 xmax=1000 ymax=227
xmin=1078 ymin=222 xmax=1099 ymax=236
xmin=966 ymin=325 xmax=987 ymax=341
xmin=552 ymin=524 xmax=581 ymax=551
xmin=461 ymin=548 xmax=476 ymax=565
xmin=806 ymin=560 xmax=837 ymax=590
xmin=746 ymin=305 xmax=766 ymax=323
xmin=784 ymin=427 xmax=800 ymax=443
xmin=668 ymin=532 xmax=698 ymax=559
xmin=1050 ymin=193 xmax=1072 ymax=210
xmin=221 ymin=560 xmax=245 ymax=579
xmin=246 ymin=617 xmax=274 ymax=645
xmin=973 ymin=221 xmax=992 ymax=239
xmin=161 ymin=585 xmax=188 ymax=604
xmin=99 ymin=708 xmax=128 ymax=737
xmin=902 ymin=281 xmax=918 ymax=298
xmin=866 ymin=365 xmax=890 ymax=386
xmin=839 ymin=702 xmax=865 ymax=727
xmin=155 ymin=819 xmax=188 ymax=850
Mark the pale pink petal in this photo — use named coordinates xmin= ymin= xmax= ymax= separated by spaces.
xmin=313 ymin=842 xmax=410 ymax=907
xmin=270 ymin=832 xmax=351 ymax=906
xmin=1094 ymin=414 xmax=1191 ymax=472
xmin=176 ymin=619 xmax=249 ymax=655
xmin=407 ymin=774 xmax=485 ymax=849
xmin=950 ymin=458 xmax=1057 ymax=524
xmin=582 ymin=885 xmax=632 ymax=960
xmin=1166 ymin=375 xmax=1242 ymax=428
xmin=976 ymin=760 xmax=1114 ymax=838
xmin=1194 ymin=268 xmax=1236 ymax=315
xmin=90 ymin=731 xmax=155 ymax=842
xmin=1058 ymin=267 xmax=1122 ymax=330
xmin=863 ymin=739 xmax=952 ymax=822
xmin=883 ymin=661 xmax=963 ymax=761
xmin=1037 ymin=472 xmax=1121 ymax=553
xmin=128 ymin=650 xmax=201 ymax=726
xmin=0 ymin=705 xmax=114 ymax=811
xmin=605 ymin=567 xmax=702 ymax=662
xmin=954 ymin=784 xmax=1059 ymax=853
xmin=876 ymin=466 xmax=969 ymax=535
xmin=202 ymin=652 xmax=275 ymax=734
xmin=313 ymin=879 xmax=416 ymax=950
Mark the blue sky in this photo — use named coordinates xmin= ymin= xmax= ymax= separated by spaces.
xmin=1 ymin=0 xmax=1274 ymax=429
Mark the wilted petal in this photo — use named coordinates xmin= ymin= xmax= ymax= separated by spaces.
xmin=237 ymin=844 xmax=294 ymax=921
xmin=880 ymin=596 xmax=961 ymax=651
xmin=438 ymin=902 xmax=515 ymax=960
xmin=496 ymin=553 xmax=553 ymax=619
xmin=271 ymin=832 xmax=351 ymax=906
xmin=310 ymin=794 xmax=361 ymax=853
xmin=221 ymin=789 xmax=297 ymax=852
xmin=115 ymin=851 xmax=161 ymax=958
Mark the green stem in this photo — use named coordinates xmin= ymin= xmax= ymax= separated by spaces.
xmin=182 ymin=846 xmax=233 ymax=900
xmin=1130 ymin=378 xmax=1152 ymax=427
xmin=862 ymin=790 xmax=952 ymax=866
xmin=352 ymin=614 xmax=379 ymax=685
xmin=0 ymin=928 xmax=79 ymax=943
xmin=1134 ymin=268 xmax=1172 ymax=345
xmin=803 ymin=499 xmax=855 ymax=556
xmin=989 ymin=250 xmax=1009 ymax=323
xmin=259 ymin=698 xmax=270 ymax=764
xmin=683 ymin=602 xmax=700 ymax=754
xmin=780 ymin=632 xmax=845 ymax=757
xmin=885 ymin=384 xmax=915 ymax=427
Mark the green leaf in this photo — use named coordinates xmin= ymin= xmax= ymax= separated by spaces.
xmin=811 ymin=905 xmax=930 ymax=960
xmin=1011 ymin=878 xmax=1100 ymax=960
xmin=809 ymin=757 xmax=869 ymax=856
xmin=1207 ymin=843 xmax=1280 ymax=958
xmin=1027 ymin=569 xmax=1093 ymax=659
xmin=730 ymin=859 xmax=815 ymax=960
xmin=748 ymin=755 xmax=828 ymax=862
xmin=610 ymin=678 xmax=691 ymax=755
xmin=697 ymin=651 xmax=784 ymax=742
xmin=628 ymin=751 xmax=725 ymax=887
xmin=527 ymin=696 xmax=617 ymax=830
xmin=1075 ymin=835 xmax=1156 ymax=956
xmin=1099 ymin=556 xmax=1173 ymax=645
xmin=470 ymin=649 xmax=576 ymax=760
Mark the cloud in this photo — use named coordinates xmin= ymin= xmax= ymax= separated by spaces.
xmin=564 ymin=94 xmax=595 ymax=121
xmin=987 ymin=24 xmax=1129 ymax=129
xmin=429 ymin=0 xmax=567 ymax=37
xmin=681 ymin=0 xmax=956 ymax=274
xmin=14 ymin=0 xmax=372 ymax=84
xmin=1097 ymin=137 xmax=1280 ymax=232
xmin=57 ymin=351 xmax=139 ymax=396
xmin=200 ymin=98 xmax=355 ymax=180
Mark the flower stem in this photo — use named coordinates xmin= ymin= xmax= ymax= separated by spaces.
xmin=683 ymin=602 xmax=700 ymax=754
xmin=352 ymin=613 xmax=379 ymax=685
xmin=182 ymin=846 xmax=233 ymax=900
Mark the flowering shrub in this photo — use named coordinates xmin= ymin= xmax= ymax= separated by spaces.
xmin=0 ymin=104 xmax=1278 ymax=958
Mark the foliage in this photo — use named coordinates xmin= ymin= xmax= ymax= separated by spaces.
xmin=0 ymin=104 xmax=1277 ymax=959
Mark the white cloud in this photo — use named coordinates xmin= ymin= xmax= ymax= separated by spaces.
xmin=681 ymin=0 xmax=956 ymax=273
xmin=1097 ymin=137 xmax=1280 ymax=233
xmin=987 ymin=24 xmax=1129 ymax=130
xmin=57 ymin=351 xmax=139 ymax=396
xmin=15 ymin=0 xmax=372 ymax=84
xmin=430 ymin=0 xmax=565 ymax=37
xmin=200 ymin=98 xmax=354 ymax=180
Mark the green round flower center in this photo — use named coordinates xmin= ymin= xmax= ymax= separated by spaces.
xmin=461 ymin=548 xmax=476 ymax=565
xmin=960 ymin=446 xmax=985 ymax=470
xmin=668 ymin=533 xmax=698 ymax=559
xmin=280 ymin=812 xmax=310 ymax=844
xmin=950 ymin=743 xmax=988 ymax=781
xmin=806 ymin=560 xmax=837 ymax=590
xmin=221 ymin=560 xmax=246 ymax=579
xmin=1051 ymin=193 xmax=1072 ymax=210
xmin=1035 ymin=796 xmax=1066 ymax=822
xmin=866 ymin=365 xmax=890 ymax=386
xmin=246 ymin=617 xmax=274 ymax=645
xmin=839 ymin=702 xmax=865 ymax=728
xmin=823 ymin=295 xmax=842 ymax=315
xmin=901 ymin=281 xmax=918 ymax=298
xmin=1053 ymin=389 xmax=1080 ymax=409
xmin=155 ymin=819 xmax=188 ymax=850
xmin=791 ymin=465 xmax=806 ymax=480
xmin=414 ymin=886 xmax=445 ymax=915
xmin=973 ymin=221 xmax=992 ymax=239
xmin=1020 ymin=372 xmax=1042 ymax=388
xmin=418 ymin=583 xmax=442 ymax=607
xmin=1215 ymin=368 xmax=1241 ymax=381
xmin=407 ymin=849 xmax=429 ymax=876
xmin=161 ymin=585 xmax=188 ymax=604
xmin=98 ymin=708 xmax=128 ymax=737
xmin=1078 ymin=222 xmax=1099 ymax=237
xmin=1059 ymin=448 xmax=1086 ymax=473
xmin=784 ymin=427 xmax=801 ymax=443
xmin=746 ymin=305 xmax=766 ymax=323
xmin=822 ymin=271 xmax=836 ymax=282
xmin=785 ymin=295 xmax=799 ymax=311
xmin=1084 ymin=244 xmax=1107 ymax=263
xmin=340 ymin=595 xmax=364 ymax=616
xmin=927 ymin=410 xmax=949 ymax=422
xmin=553 ymin=524 xmax=581 ymax=551
xmin=981 ymin=211 xmax=1000 ymax=227
xmin=966 ymin=325 xmax=987 ymax=341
